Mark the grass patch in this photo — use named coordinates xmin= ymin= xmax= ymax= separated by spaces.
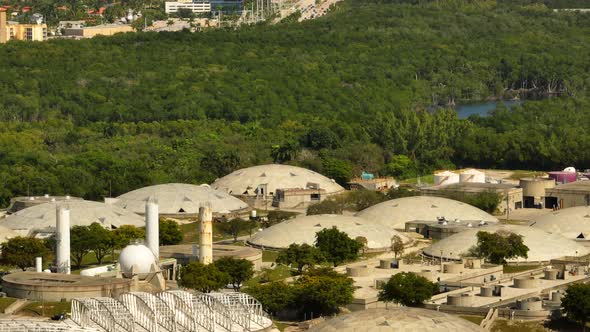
xmin=460 ymin=315 xmax=484 ymax=325
xmin=0 ymin=297 xmax=17 ymax=313
xmin=180 ymin=221 xmax=253 ymax=244
xmin=491 ymin=319 xmax=550 ymax=332
xmin=71 ymin=252 xmax=117 ymax=274
xmin=401 ymin=174 xmax=434 ymax=185
xmin=503 ymin=265 xmax=541 ymax=274
xmin=19 ymin=301 xmax=71 ymax=317
xmin=262 ymin=250 xmax=279 ymax=262
xmin=273 ymin=321 xmax=292 ymax=331
xmin=243 ymin=264 xmax=293 ymax=288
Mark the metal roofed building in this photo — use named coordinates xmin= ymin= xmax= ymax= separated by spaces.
xmin=0 ymin=200 xmax=145 ymax=236
xmin=423 ymin=224 xmax=589 ymax=263
xmin=212 ymin=164 xmax=345 ymax=209
xmin=110 ymin=183 xmax=249 ymax=218
xmin=247 ymin=214 xmax=409 ymax=251
xmin=308 ymin=307 xmax=485 ymax=332
xmin=355 ymin=196 xmax=498 ymax=231
xmin=529 ymin=206 xmax=590 ymax=240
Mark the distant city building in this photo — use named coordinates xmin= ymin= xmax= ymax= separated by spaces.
xmin=165 ymin=1 xmax=211 ymax=14
xmin=58 ymin=20 xmax=85 ymax=30
xmin=63 ymin=24 xmax=133 ymax=38
xmin=0 ymin=11 xmax=47 ymax=43
xmin=209 ymin=0 xmax=243 ymax=12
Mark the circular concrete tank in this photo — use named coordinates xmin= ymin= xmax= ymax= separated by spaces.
xmin=443 ymin=263 xmax=465 ymax=274
xmin=517 ymin=297 xmax=543 ymax=311
xmin=544 ymin=269 xmax=559 ymax=280
xmin=417 ymin=270 xmax=437 ymax=282
xmin=380 ymin=259 xmax=394 ymax=269
xmin=514 ymin=276 xmax=537 ymax=289
xmin=447 ymin=294 xmax=473 ymax=306
xmin=551 ymin=290 xmax=564 ymax=302
xmin=346 ymin=266 xmax=372 ymax=277
xmin=480 ymin=286 xmax=494 ymax=297
xmin=520 ymin=178 xmax=555 ymax=197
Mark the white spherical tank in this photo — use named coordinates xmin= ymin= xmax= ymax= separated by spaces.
xmin=563 ymin=166 xmax=576 ymax=173
xmin=119 ymin=244 xmax=156 ymax=277
xmin=459 ymin=169 xmax=485 ymax=183
xmin=434 ymin=171 xmax=460 ymax=186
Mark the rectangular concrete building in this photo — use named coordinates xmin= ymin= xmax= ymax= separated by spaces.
xmin=545 ymin=181 xmax=590 ymax=209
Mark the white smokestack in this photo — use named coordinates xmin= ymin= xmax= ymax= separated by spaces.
xmin=56 ymin=206 xmax=71 ymax=274
xmin=199 ymin=204 xmax=213 ymax=265
xmin=35 ymin=257 xmax=42 ymax=273
xmin=145 ymin=200 xmax=159 ymax=260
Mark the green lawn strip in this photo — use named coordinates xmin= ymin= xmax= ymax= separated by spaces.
xmin=19 ymin=301 xmax=71 ymax=317
xmin=0 ymin=297 xmax=17 ymax=313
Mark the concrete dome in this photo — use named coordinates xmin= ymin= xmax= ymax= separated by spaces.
xmin=119 ymin=244 xmax=156 ymax=275
xmin=355 ymin=196 xmax=498 ymax=230
xmin=113 ymin=183 xmax=249 ymax=216
xmin=529 ymin=206 xmax=590 ymax=239
xmin=308 ymin=307 xmax=485 ymax=332
xmin=423 ymin=224 xmax=589 ymax=263
xmin=247 ymin=214 xmax=408 ymax=250
xmin=0 ymin=200 xmax=145 ymax=236
xmin=212 ymin=164 xmax=344 ymax=196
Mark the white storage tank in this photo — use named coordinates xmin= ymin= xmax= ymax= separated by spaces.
xmin=434 ymin=171 xmax=460 ymax=186
xmin=459 ymin=169 xmax=485 ymax=183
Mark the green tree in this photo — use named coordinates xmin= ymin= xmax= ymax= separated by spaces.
xmin=113 ymin=225 xmax=145 ymax=249
xmin=295 ymin=267 xmax=355 ymax=316
xmin=88 ymin=222 xmax=114 ymax=265
xmin=378 ymin=272 xmax=438 ymax=306
xmin=0 ymin=237 xmax=50 ymax=271
xmin=71 ymin=225 xmax=93 ymax=269
xmin=214 ymin=257 xmax=254 ymax=291
xmin=391 ymin=235 xmax=404 ymax=259
xmin=475 ymin=231 xmax=529 ymax=264
xmin=218 ymin=218 xmax=248 ymax=242
xmin=276 ymin=243 xmax=325 ymax=273
xmin=355 ymin=236 xmax=368 ymax=255
xmin=382 ymin=155 xmax=416 ymax=179
xmin=306 ymin=200 xmax=343 ymax=215
xmin=264 ymin=210 xmax=298 ymax=228
xmin=315 ymin=227 xmax=362 ymax=266
xmin=245 ymin=282 xmax=296 ymax=316
xmin=179 ymin=262 xmax=230 ymax=293
xmin=562 ymin=283 xmax=590 ymax=331
xmin=345 ymin=190 xmax=387 ymax=211
xmin=159 ymin=219 xmax=183 ymax=246
xmin=322 ymin=158 xmax=353 ymax=186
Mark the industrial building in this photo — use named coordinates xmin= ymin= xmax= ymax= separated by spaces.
xmin=212 ymin=164 xmax=345 ymax=209
xmin=529 ymin=206 xmax=590 ymax=240
xmin=308 ymin=307 xmax=485 ymax=332
xmin=355 ymin=196 xmax=498 ymax=230
xmin=520 ymin=177 xmax=556 ymax=208
xmin=420 ymin=182 xmax=523 ymax=214
xmin=545 ymin=180 xmax=590 ymax=209
xmin=247 ymin=214 xmax=409 ymax=251
xmin=0 ymin=11 xmax=47 ymax=43
xmin=62 ymin=24 xmax=133 ymax=38
xmin=110 ymin=183 xmax=249 ymax=218
xmin=347 ymin=172 xmax=396 ymax=192
xmin=165 ymin=0 xmax=211 ymax=13
xmin=405 ymin=217 xmax=493 ymax=240
xmin=0 ymin=199 xmax=145 ymax=236
xmin=423 ymin=224 xmax=589 ymax=263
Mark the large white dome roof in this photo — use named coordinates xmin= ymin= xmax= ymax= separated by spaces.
xmin=247 ymin=214 xmax=408 ymax=250
xmin=529 ymin=206 xmax=590 ymax=240
xmin=0 ymin=200 xmax=145 ymax=236
xmin=308 ymin=307 xmax=485 ymax=332
xmin=423 ymin=224 xmax=589 ymax=262
xmin=119 ymin=244 xmax=156 ymax=275
xmin=355 ymin=196 xmax=498 ymax=230
xmin=114 ymin=183 xmax=248 ymax=215
xmin=212 ymin=164 xmax=344 ymax=196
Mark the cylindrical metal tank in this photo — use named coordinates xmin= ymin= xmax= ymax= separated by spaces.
xmin=544 ymin=269 xmax=559 ymax=280
xmin=447 ymin=294 xmax=473 ymax=306
xmin=549 ymin=171 xmax=577 ymax=184
xmin=443 ymin=262 xmax=465 ymax=274
xmin=551 ymin=290 xmax=564 ymax=302
xmin=434 ymin=171 xmax=460 ymax=186
xmin=514 ymin=276 xmax=537 ymax=289
xmin=480 ymin=286 xmax=494 ymax=297
xmin=459 ymin=169 xmax=485 ymax=183
xmin=520 ymin=177 xmax=555 ymax=197
xmin=517 ymin=297 xmax=543 ymax=311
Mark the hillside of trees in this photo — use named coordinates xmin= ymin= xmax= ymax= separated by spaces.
xmin=0 ymin=0 xmax=589 ymax=207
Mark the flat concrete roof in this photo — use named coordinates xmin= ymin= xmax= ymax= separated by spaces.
xmin=159 ymin=244 xmax=261 ymax=261
xmin=2 ymin=272 xmax=130 ymax=287
xmin=547 ymin=181 xmax=590 ymax=193
xmin=424 ymin=182 xmax=520 ymax=193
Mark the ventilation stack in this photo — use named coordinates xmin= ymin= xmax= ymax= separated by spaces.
xmin=145 ymin=200 xmax=159 ymax=260
xmin=199 ymin=204 xmax=213 ymax=265
xmin=35 ymin=257 xmax=42 ymax=273
xmin=56 ymin=206 xmax=71 ymax=274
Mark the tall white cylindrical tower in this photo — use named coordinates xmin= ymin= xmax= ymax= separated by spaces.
xmin=145 ymin=200 xmax=159 ymax=261
xmin=56 ymin=206 xmax=71 ymax=274
xmin=35 ymin=257 xmax=42 ymax=273
xmin=199 ymin=205 xmax=213 ymax=265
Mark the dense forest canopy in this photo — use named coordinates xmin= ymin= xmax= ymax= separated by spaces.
xmin=0 ymin=0 xmax=589 ymax=207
